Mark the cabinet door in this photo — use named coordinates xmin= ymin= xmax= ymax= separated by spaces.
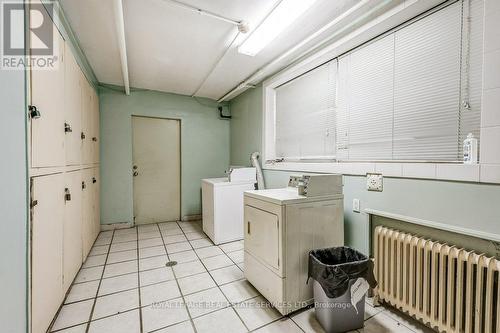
xmin=91 ymin=167 xmax=100 ymax=239
xmin=64 ymin=45 xmax=82 ymax=166
xmin=81 ymin=77 xmax=92 ymax=165
xmin=63 ymin=170 xmax=83 ymax=292
xmin=91 ymin=90 xmax=100 ymax=164
xmin=31 ymin=174 xmax=64 ymax=333
xmin=81 ymin=169 xmax=94 ymax=260
xmin=31 ymin=24 xmax=65 ymax=168
xmin=244 ymin=205 xmax=280 ymax=270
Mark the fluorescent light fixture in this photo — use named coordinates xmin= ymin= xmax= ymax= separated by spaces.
xmin=238 ymin=0 xmax=318 ymax=56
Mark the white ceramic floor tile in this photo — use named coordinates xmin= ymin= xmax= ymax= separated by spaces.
xmin=110 ymin=241 xmax=137 ymax=253
xmin=184 ymin=287 xmax=229 ymax=318
xmin=291 ymin=308 xmax=325 ymax=333
xmin=383 ymin=306 xmax=435 ymax=333
xmin=234 ymin=296 xmax=282 ymax=331
xmin=114 ymin=228 xmax=137 ymax=236
xmin=177 ymin=272 xmax=216 ymax=295
xmin=190 ymin=238 xmax=213 ymax=249
xmin=138 ymin=225 xmax=159 ymax=233
xmin=139 ymin=245 xmax=167 ymax=259
xmin=227 ymin=250 xmax=244 ymax=264
xmin=159 ymin=222 xmax=180 ymax=230
xmin=98 ymin=231 xmax=113 ymax=239
xmin=195 ymin=246 xmax=223 ymax=259
xmin=82 ymin=254 xmax=107 ymax=268
xmin=237 ymin=262 xmax=244 ymax=271
xmin=89 ymin=245 xmax=109 ymax=257
xmin=219 ymin=279 xmax=259 ymax=304
xmin=139 ymin=255 xmax=169 ymax=272
xmin=254 ymin=318 xmax=303 ymax=333
xmin=165 ymin=241 xmax=192 ymax=254
xmin=140 ymin=280 xmax=181 ymax=306
xmin=201 ymin=254 xmax=233 ymax=270
xmin=138 ymin=231 xmax=161 ymax=240
xmin=106 ymin=249 xmax=137 ymax=264
xmin=192 ymin=307 xmax=247 ymax=333
xmin=139 ymin=237 xmax=164 ymax=249
xmin=364 ymin=300 xmax=384 ymax=320
xmin=92 ymin=289 xmax=139 ymax=320
xmin=172 ymin=260 xmax=206 ymax=278
xmin=154 ymin=320 xmax=195 ymax=333
xmin=74 ymin=266 xmax=104 ymax=284
xmin=112 ymin=233 xmax=137 ymax=243
xmin=210 ymin=265 xmax=244 ymax=285
xmin=65 ymin=280 xmax=100 ymax=303
xmin=141 ymin=298 xmax=189 ymax=333
xmin=168 ymin=250 xmax=198 ymax=264
xmin=164 ymin=234 xmax=187 ymax=244
xmin=53 ymin=323 xmax=87 ymax=333
xmin=184 ymin=231 xmax=206 ymax=241
xmin=88 ymin=309 xmax=141 ymax=333
xmin=139 ymin=267 xmax=175 ymax=286
xmin=359 ymin=311 xmax=414 ymax=333
xmin=103 ymin=260 xmax=137 ymax=278
xmin=94 ymin=237 xmax=112 ymax=246
xmin=161 ymin=228 xmax=184 ymax=236
xmin=219 ymin=241 xmax=243 ymax=253
xmin=51 ymin=300 xmax=94 ymax=331
xmin=98 ymin=273 xmax=138 ymax=296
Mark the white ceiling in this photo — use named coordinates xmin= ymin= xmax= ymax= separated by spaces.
xmin=60 ymin=0 xmax=366 ymax=100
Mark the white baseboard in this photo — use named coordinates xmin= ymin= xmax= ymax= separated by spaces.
xmin=181 ymin=214 xmax=202 ymax=222
xmin=100 ymin=222 xmax=134 ymax=231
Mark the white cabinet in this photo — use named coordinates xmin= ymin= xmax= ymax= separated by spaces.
xmin=63 ymin=170 xmax=83 ymax=292
xmin=30 ymin=25 xmax=65 ymax=168
xmin=81 ymin=79 xmax=93 ymax=165
xmin=81 ymin=168 xmax=94 ymax=260
xmin=64 ymin=46 xmax=82 ymax=166
xmin=91 ymin=90 xmax=100 ymax=164
xmin=91 ymin=167 xmax=100 ymax=239
xmin=31 ymin=174 xmax=64 ymax=333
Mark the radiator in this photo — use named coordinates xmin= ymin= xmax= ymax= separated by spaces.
xmin=373 ymin=226 xmax=500 ymax=333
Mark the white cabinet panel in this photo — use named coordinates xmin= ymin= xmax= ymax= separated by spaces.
xmin=63 ymin=170 xmax=83 ymax=292
xmin=91 ymin=90 xmax=100 ymax=164
xmin=64 ymin=46 xmax=82 ymax=166
xmin=91 ymin=167 xmax=100 ymax=239
xmin=30 ymin=25 xmax=65 ymax=168
xmin=81 ymin=78 xmax=93 ymax=165
xmin=81 ymin=168 xmax=94 ymax=260
xmin=31 ymin=174 xmax=64 ymax=333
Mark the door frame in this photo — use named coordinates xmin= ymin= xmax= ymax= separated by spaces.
xmin=131 ymin=115 xmax=182 ymax=225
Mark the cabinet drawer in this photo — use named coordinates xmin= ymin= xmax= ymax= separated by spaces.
xmin=244 ymin=205 xmax=280 ymax=270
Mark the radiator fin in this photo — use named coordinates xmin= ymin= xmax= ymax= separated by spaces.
xmin=374 ymin=226 xmax=500 ymax=333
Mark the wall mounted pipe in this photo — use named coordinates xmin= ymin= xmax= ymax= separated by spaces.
xmin=112 ymin=0 xmax=130 ymax=95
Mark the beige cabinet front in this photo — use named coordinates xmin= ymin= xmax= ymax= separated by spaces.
xmin=64 ymin=45 xmax=82 ymax=166
xmin=81 ymin=168 xmax=94 ymax=260
xmin=91 ymin=90 xmax=100 ymax=164
xmin=31 ymin=174 xmax=64 ymax=333
xmin=30 ymin=25 xmax=65 ymax=168
xmin=91 ymin=167 xmax=100 ymax=239
xmin=63 ymin=170 xmax=83 ymax=292
xmin=81 ymin=77 xmax=93 ymax=165
xmin=244 ymin=205 xmax=280 ymax=270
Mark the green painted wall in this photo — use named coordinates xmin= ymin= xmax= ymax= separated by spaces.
xmin=230 ymin=86 xmax=500 ymax=255
xmin=99 ymin=86 xmax=230 ymax=224
xmin=0 ymin=1 xmax=28 ymax=331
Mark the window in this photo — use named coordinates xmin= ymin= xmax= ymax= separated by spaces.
xmin=271 ymin=0 xmax=483 ymax=163
xmin=275 ymin=60 xmax=337 ymax=160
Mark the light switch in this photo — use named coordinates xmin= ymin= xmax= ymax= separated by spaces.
xmin=367 ymin=173 xmax=383 ymax=192
xmin=353 ymin=198 xmax=360 ymax=213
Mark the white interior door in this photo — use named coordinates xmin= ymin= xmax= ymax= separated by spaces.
xmin=132 ymin=116 xmax=181 ymax=224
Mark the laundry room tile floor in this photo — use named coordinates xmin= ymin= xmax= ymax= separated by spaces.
xmin=50 ymin=221 xmax=435 ymax=333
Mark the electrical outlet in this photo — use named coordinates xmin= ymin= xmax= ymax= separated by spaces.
xmin=367 ymin=173 xmax=383 ymax=192
xmin=353 ymin=198 xmax=360 ymax=213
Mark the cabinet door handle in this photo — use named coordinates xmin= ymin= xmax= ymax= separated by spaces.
xmin=81 ymin=132 xmax=86 ymax=140
xmin=82 ymin=181 xmax=86 ymax=190
xmin=65 ymin=188 xmax=71 ymax=201
xmin=247 ymin=221 xmax=251 ymax=235
xmin=92 ymin=137 xmax=98 ymax=142
xmin=92 ymin=177 xmax=97 ymax=184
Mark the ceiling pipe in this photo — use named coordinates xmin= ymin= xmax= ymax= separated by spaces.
xmin=217 ymin=0 xmax=390 ymax=102
xmin=112 ymin=0 xmax=130 ymax=95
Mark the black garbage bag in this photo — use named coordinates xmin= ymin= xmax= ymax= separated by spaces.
xmin=307 ymin=246 xmax=377 ymax=299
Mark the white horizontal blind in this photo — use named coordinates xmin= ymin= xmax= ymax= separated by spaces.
xmin=337 ymin=35 xmax=395 ymax=160
xmin=393 ymin=3 xmax=462 ymax=161
xmin=275 ymin=60 xmax=337 ymax=159
xmin=459 ymin=0 xmax=483 ymax=155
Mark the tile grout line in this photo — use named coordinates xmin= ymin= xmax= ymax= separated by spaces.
xmin=157 ymin=221 xmax=199 ymax=333
xmin=177 ymin=221 xmax=252 ymax=332
xmin=85 ymin=229 xmax=116 ymax=333
xmin=136 ymin=225 xmax=144 ymax=333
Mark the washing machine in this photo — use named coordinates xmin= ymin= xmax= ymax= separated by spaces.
xmin=243 ymin=174 xmax=344 ymax=315
xmin=202 ymin=167 xmax=256 ymax=244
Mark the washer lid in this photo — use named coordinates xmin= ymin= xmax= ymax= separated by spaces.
xmin=244 ymin=188 xmax=342 ymax=205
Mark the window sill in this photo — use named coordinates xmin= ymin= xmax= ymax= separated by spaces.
xmin=262 ymin=161 xmax=498 ymax=184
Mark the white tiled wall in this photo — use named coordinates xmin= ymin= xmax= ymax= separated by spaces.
xmin=480 ymin=0 xmax=500 ymax=182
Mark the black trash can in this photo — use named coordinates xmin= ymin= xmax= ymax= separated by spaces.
xmin=308 ymin=246 xmax=377 ymax=333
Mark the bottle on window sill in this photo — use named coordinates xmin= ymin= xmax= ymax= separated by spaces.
xmin=463 ymin=133 xmax=478 ymax=164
